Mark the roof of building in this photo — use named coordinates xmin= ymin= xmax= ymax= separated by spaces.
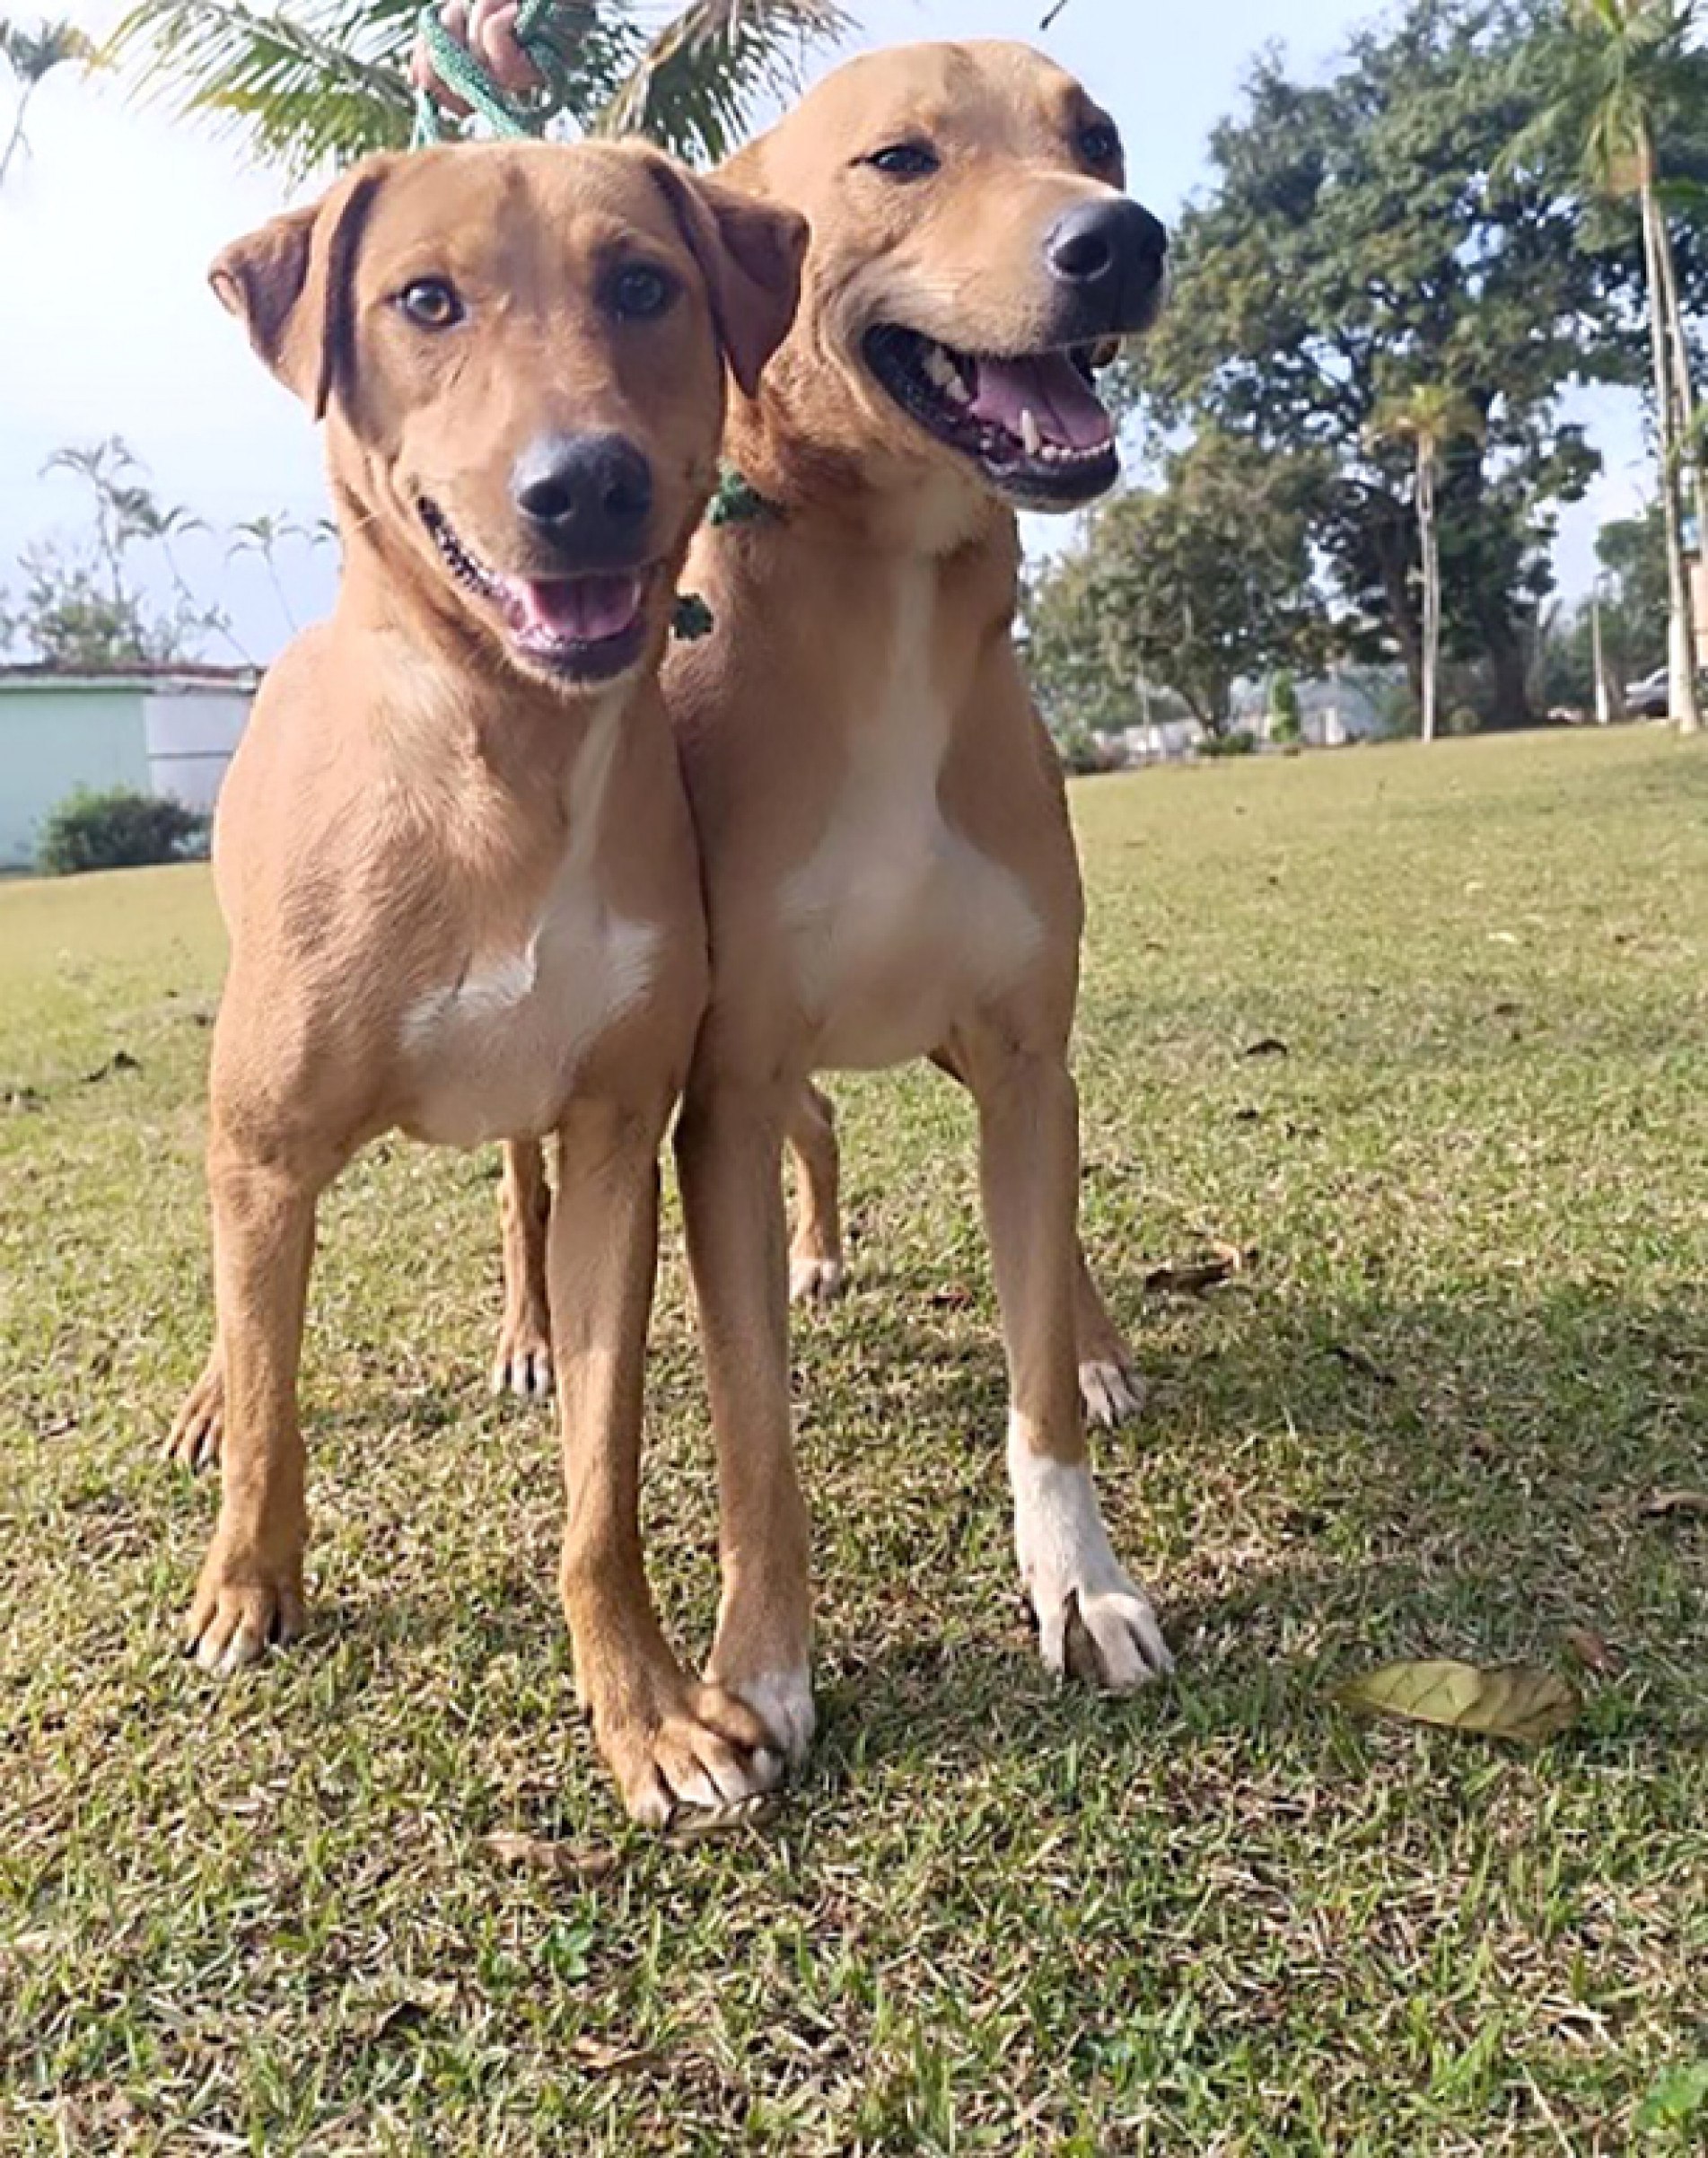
xmin=0 ymin=661 xmax=260 ymax=694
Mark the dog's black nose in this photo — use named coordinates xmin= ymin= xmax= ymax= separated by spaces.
xmin=1046 ymin=198 xmax=1169 ymax=326
xmin=512 ymin=434 xmax=653 ymax=555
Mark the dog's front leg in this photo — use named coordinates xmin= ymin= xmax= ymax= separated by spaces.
xmin=676 ymin=1075 xmax=817 ymax=1770
xmin=491 ymin=1139 xmax=554 ymax=1399
xmin=553 ymin=1093 xmax=784 ymax=1827
xmin=183 ymin=1138 xmax=323 ymax=1672
xmin=957 ymin=1031 xmax=1173 ymax=1691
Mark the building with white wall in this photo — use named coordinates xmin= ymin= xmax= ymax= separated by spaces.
xmin=0 ymin=664 xmax=256 ymax=870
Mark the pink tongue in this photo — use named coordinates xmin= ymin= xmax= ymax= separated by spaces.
xmin=968 ymin=351 xmax=1114 ymax=452
xmin=519 ymin=572 xmax=642 ymax=644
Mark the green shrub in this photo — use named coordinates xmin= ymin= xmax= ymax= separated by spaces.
xmin=1200 ymin=728 xmax=1258 ymax=759
xmin=1444 ymin=705 xmax=1483 ymax=738
xmin=38 ymin=786 xmax=207 ymax=876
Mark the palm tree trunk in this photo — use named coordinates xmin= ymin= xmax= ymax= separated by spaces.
xmin=1640 ymin=178 xmax=1701 ymax=736
xmin=1651 ymin=189 xmax=1706 ymax=664
xmin=1419 ymin=441 xmax=1441 ymax=745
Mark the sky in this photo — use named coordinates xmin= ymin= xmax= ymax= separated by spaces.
xmin=0 ymin=0 xmax=1652 ymax=663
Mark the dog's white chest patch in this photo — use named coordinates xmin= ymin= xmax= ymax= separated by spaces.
xmin=783 ymin=574 xmax=1041 ymax=1071
xmin=398 ymin=715 xmax=661 ymax=1147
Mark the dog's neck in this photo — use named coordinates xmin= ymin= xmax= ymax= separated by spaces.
xmin=726 ymin=373 xmax=1015 ymax=568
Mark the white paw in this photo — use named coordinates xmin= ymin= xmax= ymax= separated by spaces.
xmin=789 ymin=1255 xmax=848 ymax=1307
xmin=723 ymin=1666 xmax=817 ymax=1766
xmin=1009 ymin=1426 xmax=1172 ymax=1692
xmin=1080 ymin=1358 xmax=1146 ymax=1430
xmin=490 ymin=1334 xmax=554 ymax=1401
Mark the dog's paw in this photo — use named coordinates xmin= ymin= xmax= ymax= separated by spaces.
xmin=1039 ymin=1581 xmax=1173 ymax=1692
xmin=1079 ymin=1357 xmax=1146 ymax=1431
xmin=599 ymin=1680 xmax=788 ymax=1830
xmin=490 ymin=1314 xmax=554 ymax=1401
xmin=789 ymin=1253 xmax=848 ymax=1307
xmin=183 ymin=1540 xmax=305 ymax=1677
xmin=163 ymin=1364 xmax=226 ymax=1474
xmin=1011 ymin=1441 xmax=1171 ymax=1694
xmin=717 ymin=1664 xmax=817 ymax=1768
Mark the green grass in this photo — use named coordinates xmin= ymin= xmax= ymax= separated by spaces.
xmin=3 ymin=729 xmax=1706 ymax=2154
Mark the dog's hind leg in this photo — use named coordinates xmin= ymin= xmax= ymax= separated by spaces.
xmin=165 ymin=1351 xmax=227 ymax=1474
xmin=931 ymin=1046 xmax=1144 ymax=1427
xmin=555 ymin=1093 xmax=786 ymax=1827
xmin=786 ymin=1083 xmax=847 ymax=1306
xmin=491 ymin=1139 xmax=555 ymax=1399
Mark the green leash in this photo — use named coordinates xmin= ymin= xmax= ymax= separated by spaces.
xmin=411 ymin=0 xmax=591 ymax=147
xmin=408 ymin=5 xmax=781 ymax=640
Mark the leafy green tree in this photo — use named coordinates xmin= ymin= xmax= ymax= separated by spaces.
xmin=1119 ymin=0 xmax=1627 ymax=731
xmin=0 ymin=14 xmax=92 ymax=186
xmin=107 ymin=0 xmax=850 ymax=175
xmin=0 ymin=437 xmax=233 ymax=668
xmin=1505 ymin=0 xmax=1708 ymax=732
xmin=1026 ymin=433 xmax=1327 ymax=741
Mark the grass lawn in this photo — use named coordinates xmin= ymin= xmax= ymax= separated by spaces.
xmin=3 ymin=727 xmax=1706 ymax=2154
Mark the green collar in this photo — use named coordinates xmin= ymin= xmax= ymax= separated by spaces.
xmin=671 ymin=463 xmax=780 ymax=642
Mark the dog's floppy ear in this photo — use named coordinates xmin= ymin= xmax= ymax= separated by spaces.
xmin=210 ymin=156 xmax=395 ymax=420
xmin=647 ymin=156 xmax=809 ymax=399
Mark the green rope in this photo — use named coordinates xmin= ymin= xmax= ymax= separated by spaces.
xmin=671 ymin=468 xmax=777 ymax=639
xmin=707 ymin=463 xmax=779 ymax=528
xmin=411 ymin=0 xmax=591 ymax=147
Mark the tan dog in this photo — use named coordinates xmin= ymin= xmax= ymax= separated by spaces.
xmin=171 ymin=139 xmax=806 ymax=1825
xmin=494 ymin=42 xmax=1175 ymax=1786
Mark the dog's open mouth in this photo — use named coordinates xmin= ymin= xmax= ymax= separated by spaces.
xmin=418 ymin=498 xmax=649 ymax=682
xmin=863 ymin=326 xmax=1120 ymax=507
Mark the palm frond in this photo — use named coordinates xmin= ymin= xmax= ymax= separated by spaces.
xmin=1 ymin=15 xmax=95 ymax=83
xmin=107 ymin=1 xmax=429 ymax=175
xmin=598 ymin=0 xmax=851 ymax=164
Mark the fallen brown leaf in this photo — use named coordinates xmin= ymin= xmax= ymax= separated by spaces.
xmin=1338 ymin=1659 xmax=1580 ymax=1745
xmin=569 ymin=2036 xmax=667 ymax=2075
xmin=1144 ymin=1241 xmax=1255 ymax=1297
xmin=1332 ymin=1344 xmax=1396 ymax=1386
xmin=481 ymin=1831 xmax=618 ymax=1882
xmin=1641 ymin=1489 xmax=1708 ymax=1522
xmin=1564 ymin=1628 xmax=1617 ymax=1676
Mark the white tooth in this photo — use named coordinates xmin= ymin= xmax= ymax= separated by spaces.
xmin=946 ymin=369 xmax=972 ymax=406
xmin=1020 ymin=408 xmax=1043 ymax=459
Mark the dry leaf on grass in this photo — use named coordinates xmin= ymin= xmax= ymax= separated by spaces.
xmin=1337 ymin=1660 xmax=1581 ymax=1744
xmin=481 ymin=1831 xmax=618 ymax=1882
xmin=1564 ymin=1628 xmax=1618 ymax=1675
xmin=1145 ymin=1241 xmax=1255 ymax=1297
xmin=569 ymin=2036 xmax=667 ymax=2075
xmin=1332 ymin=1344 xmax=1396 ymax=1386
xmin=1641 ymin=1489 xmax=1708 ymax=1522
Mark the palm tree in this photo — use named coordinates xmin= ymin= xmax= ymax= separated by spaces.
xmin=1508 ymin=0 xmax=1707 ymax=734
xmin=1369 ymin=386 xmax=1485 ymax=746
xmin=105 ymin=0 xmax=850 ymax=177
xmin=229 ymin=512 xmax=311 ymax=632
xmin=0 ymin=15 xmax=92 ymax=188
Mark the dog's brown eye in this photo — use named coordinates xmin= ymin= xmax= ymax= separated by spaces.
xmin=611 ymin=265 xmax=675 ymax=321
xmin=1079 ymin=123 xmax=1121 ymax=168
xmin=398 ymin=278 xmax=462 ymax=329
xmin=865 ymin=143 xmax=941 ymax=180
